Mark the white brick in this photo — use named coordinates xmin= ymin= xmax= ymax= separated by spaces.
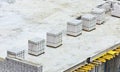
xmin=81 ymin=14 xmax=96 ymax=31
xmin=7 ymin=48 xmax=25 ymax=59
xmin=67 ymin=19 xmax=82 ymax=36
xmin=28 ymin=37 xmax=45 ymax=56
xmin=47 ymin=29 xmax=62 ymax=48
xmin=91 ymin=8 xmax=105 ymax=24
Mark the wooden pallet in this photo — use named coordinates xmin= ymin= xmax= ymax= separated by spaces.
xmin=67 ymin=33 xmax=82 ymax=37
xmin=47 ymin=44 xmax=62 ymax=48
xmin=28 ymin=52 xmax=45 ymax=56
xmin=97 ymin=21 xmax=105 ymax=25
xmin=111 ymin=15 xmax=120 ymax=18
xmin=83 ymin=28 xmax=96 ymax=32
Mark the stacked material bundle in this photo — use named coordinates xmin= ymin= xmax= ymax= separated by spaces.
xmin=7 ymin=48 xmax=25 ymax=59
xmin=111 ymin=2 xmax=120 ymax=17
xmin=97 ymin=1 xmax=112 ymax=13
xmin=47 ymin=29 xmax=62 ymax=48
xmin=6 ymin=0 xmax=15 ymax=3
xmin=28 ymin=37 xmax=45 ymax=56
xmin=67 ymin=19 xmax=82 ymax=37
xmin=81 ymin=14 xmax=96 ymax=32
xmin=91 ymin=8 xmax=105 ymax=25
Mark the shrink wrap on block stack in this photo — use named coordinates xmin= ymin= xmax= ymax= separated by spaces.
xmin=97 ymin=1 xmax=112 ymax=13
xmin=81 ymin=14 xmax=96 ymax=31
xmin=7 ymin=0 xmax=15 ymax=3
xmin=91 ymin=8 xmax=105 ymax=24
xmin=28 ymin=37 xmax=45 ymax=56
xmin=47 ymin=29 xmax=62 ymax=48
xmin=111 ymin=3 xmax=120 ymax=17
xmin=67 ymin=19 xmax=82 ymax=37
xmin=7 ymin=48 xmax=25 ymax=59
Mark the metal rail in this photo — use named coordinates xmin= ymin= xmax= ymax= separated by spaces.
xmin=64 ymin=43 xmax=120 ymax=72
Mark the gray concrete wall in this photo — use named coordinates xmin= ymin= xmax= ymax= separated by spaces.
xmin=0 ymin=57 xmax=43 ymax=72
xmin=88 ymin=54 xmax=120 ymax=72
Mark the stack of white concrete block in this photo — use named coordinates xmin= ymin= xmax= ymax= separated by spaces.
xmin=47 ymin=29 xmax=62 ymax=48
xmin=97 ymin=1 xmax=112 ymax=13
xmin=91 ymin=8 xmax=105 ymax=25
xmin=6 ymin=0 xmax=15 ymax=3
xmin=7 ymin=48 xmax=25 ymax=59
xmin=67 ymin=19 xmax=82 ymax=37
xmin=111 ymin=2 xmax=120 ymax=17
xmin=81 ymin=14 xmax=96 ymax=32
xmin=28 ymin=37 xmax=45 ymax=56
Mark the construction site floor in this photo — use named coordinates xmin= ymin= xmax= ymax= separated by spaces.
xmin=0 ymin=0 xmax=120 ymax=72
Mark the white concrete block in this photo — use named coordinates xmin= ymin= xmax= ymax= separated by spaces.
xmin=7 ymin=48 xmax=25 ymax=59
xmin=111 ymin=3 xmax=120 ymax=17
xmin=91 ymin=8 xmax=105 ymax=24
xmin=28 ymin=37 xmax=45 ymax=56
xmin=81 ymin=14 xmax=96 ymax=31
xmin=6 ymin=0 xmax=15 ymax=3
xmin=67 ymin=19 xmax=82 ymax=37
xmin=97 ymin=1 xmax=111 ymax=13
xmin=47 ymin=29 xmax=62 ymax=48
